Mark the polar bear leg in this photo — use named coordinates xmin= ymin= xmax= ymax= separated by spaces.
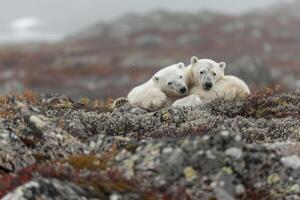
xmin=172 ymin=94 xmax=203 ymax=108
xmin=141 ymin=92 xmax=167 ymax=111
xmin=130 ymin=88 xmax=167 ymax=111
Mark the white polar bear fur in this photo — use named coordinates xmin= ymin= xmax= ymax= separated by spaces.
xmin=172 ymin=94 xmax=202 ymax=107
xmin=173 ymin=57 xmax=250 ymax=106
xmin=128 ymin=63 xmax=189 ymax=111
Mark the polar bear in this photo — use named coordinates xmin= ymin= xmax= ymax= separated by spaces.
xmin=172 ymin=94 xmax=202 ymax=107
xmin=173 ymin=56 xmax=250 ymax=106
xmin=126 ymin=62 xmax=189 ymax=111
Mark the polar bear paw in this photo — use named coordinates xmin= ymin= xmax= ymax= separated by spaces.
xmin=172 ymin=95 xmax=203 ymax=108
xmin=113 ymin=97 xmax=129 ymax=109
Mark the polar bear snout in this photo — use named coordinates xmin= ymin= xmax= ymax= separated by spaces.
xmin=174 ymin=84 xmax=188 ymax=96
xmin=180 ymin=87 xmax=187 ymax=94
xmin=203 ymin=82 xmax=213 ymax=90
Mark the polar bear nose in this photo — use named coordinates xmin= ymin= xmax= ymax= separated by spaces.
xmin=180 ymin=87 xmax=187 ymax=94
xmin=204 ymin=82 xmax=213 ymax=89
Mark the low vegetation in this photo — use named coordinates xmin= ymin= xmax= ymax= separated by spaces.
xmin=0 ymin=89 xmax=299 ymax=199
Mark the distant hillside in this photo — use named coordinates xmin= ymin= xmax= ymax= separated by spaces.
xmin=66 ymin=0 xmax=300 ymax=72
xmin=67 ymin=10 xmax=231 ymax=42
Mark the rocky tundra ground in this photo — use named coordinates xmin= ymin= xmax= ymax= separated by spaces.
xmin=0 ymin=89 xmax=299 ymax=199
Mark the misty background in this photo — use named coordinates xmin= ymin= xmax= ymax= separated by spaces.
xmin=0 ymin=0 xmax=299 ymax=99
xmin=0 ymin=0 xmax=290 ymax=43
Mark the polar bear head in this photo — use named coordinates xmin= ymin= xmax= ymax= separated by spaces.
xmin=152 ymin=62 xmax=188 ymax=96
xmin=190 ymin=56 xmax=226 ymax=90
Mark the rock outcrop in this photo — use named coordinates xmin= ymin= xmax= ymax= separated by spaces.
xmin=0 ymin=90 xmax=299 ymax=199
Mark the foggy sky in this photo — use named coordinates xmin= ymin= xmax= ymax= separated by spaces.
xmin=0 ymin=0 xmax=290 ymax=42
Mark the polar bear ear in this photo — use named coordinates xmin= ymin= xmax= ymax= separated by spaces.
xmin=153 ymin=76 xmax=159 ymax=83
xmin=219 ymin=62 xmax=226 ymax=71
xmin=191 ymin=56 xmax=199 ymax=65
xmin=177 ymin=62 xmax=185 ymax=69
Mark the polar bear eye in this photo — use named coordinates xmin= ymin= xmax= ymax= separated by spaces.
xmin=200 ymin=71 xmax=204 ymax=74
xmin=212 ymin=72 xmax=216 ymax=76
xmin=179 ymin=75 xmax=183 ymax=79
xmin=168 ymin=82 xmax=172 ymax=85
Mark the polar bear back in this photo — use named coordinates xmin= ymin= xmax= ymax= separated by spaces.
xmin=215 ymin=75 xmax=250 ymax=97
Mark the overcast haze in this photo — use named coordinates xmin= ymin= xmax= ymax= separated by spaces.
xmin=0 ymin=0 xmax=291 ymax=43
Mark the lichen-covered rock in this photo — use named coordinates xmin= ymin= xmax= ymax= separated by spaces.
xmin=63 ymin=91 xmax=300 ymax=143
xmin=0 ymin=90 xmax=299 ymax=199
xmin=0 ymin=124 xmax=35 ymax=174
xmin=64 ymin=106 xmax=216 ymax=140
xmin=111 ymin=132 xmax=300 ymax=199
xmin=87 ymin=134 xmax=139 ymax=153
xmin=13 ymin=98 xmax=89 ymax=161
xmin=0 ymin=162 xmax=165 ymax=200
xmin=2 ymin=178 xmax=96 ymax=200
